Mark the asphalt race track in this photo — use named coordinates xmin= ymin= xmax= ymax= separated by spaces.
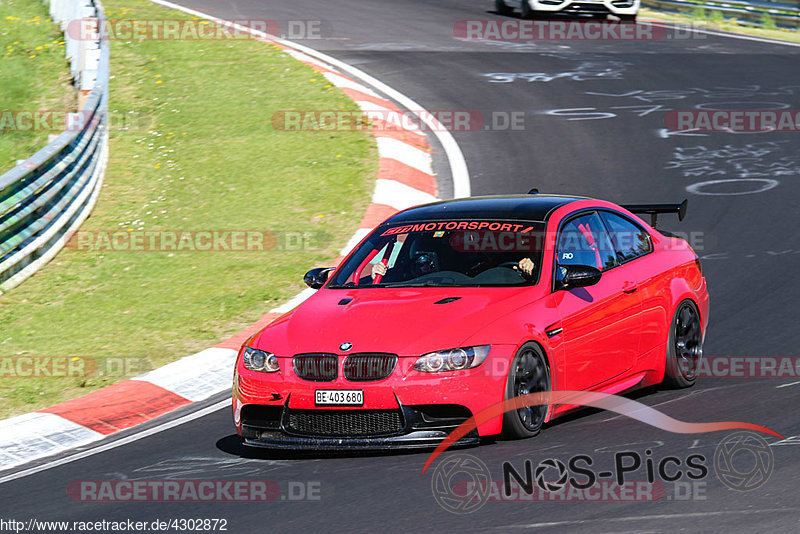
xmin=2 ymin=1 xmax=800 ymax=532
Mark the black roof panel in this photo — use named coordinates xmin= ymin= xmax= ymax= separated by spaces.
xmin=383 ymin=194 xmax=586 ymax=225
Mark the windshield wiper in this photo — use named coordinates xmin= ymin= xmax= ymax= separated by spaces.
xmin=329 ymin=280 xmax=460 ymax=289
xmin=326 ymin=281 xmax=362 ymax=288
xmin=391 ymin=280 xmax=453 ymax=287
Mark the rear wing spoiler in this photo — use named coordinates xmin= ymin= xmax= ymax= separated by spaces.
xmin=621 ymin=199 xmax=688 ymax=228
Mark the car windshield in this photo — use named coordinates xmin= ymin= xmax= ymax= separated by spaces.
xmin=328 ymin=220 xmax=546 ymax=288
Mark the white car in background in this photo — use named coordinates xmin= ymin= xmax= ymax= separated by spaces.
xmin=495 ymin=0 xmax=640 ymax=21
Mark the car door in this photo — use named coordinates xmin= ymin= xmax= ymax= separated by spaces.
xmin=552 ymin=211 xmax=644 ymax=391
xmin=598 ymin=210 xmax=660 ymax=356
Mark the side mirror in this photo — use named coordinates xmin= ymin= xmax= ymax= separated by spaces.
xmin=304 ymin=267 xmax=333 ymax=289
xmin=556 ymin=264 xmax=601 ymax=290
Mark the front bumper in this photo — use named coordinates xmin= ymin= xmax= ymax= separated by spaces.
xmin=526 ymin=0 xmax=640 ymax=15
xmin=233 ymin=345 xmax=516 ymax=448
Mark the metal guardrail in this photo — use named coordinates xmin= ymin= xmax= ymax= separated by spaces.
xmin=644 ymin=0 xmax=799 ymax=29
xmin=0 ymin=0 xmax=109 ymax=293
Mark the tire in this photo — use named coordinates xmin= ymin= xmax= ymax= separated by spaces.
xmin=663 ymin=300 xmax=703 ymax=388
xmin=495 ymin=0 xmax=513 ymax=15
xmin=520 ymin=0 xmax=539 ymax=19
xmin=502 ymin=343 xmax=551 ymax=439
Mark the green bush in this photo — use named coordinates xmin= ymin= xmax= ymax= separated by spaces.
xmin=708 ymin=9 xmax=725 ymax=23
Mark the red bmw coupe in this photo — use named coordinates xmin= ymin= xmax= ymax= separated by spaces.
xmin=232 ymin=193 xmax=708 ymax=449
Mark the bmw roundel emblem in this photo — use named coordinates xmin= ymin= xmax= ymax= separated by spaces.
xmin=339 ymin=342 xmax=353 ymax=351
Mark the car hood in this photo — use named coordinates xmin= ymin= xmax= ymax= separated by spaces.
xmin=251 ymin=286 xmax=542 ymax=356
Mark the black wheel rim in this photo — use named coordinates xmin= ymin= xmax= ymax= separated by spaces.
xmin=675 ymin=303 xmax=702 ymax=380
xmin=513 ymin=349 xmax=549 ymax=431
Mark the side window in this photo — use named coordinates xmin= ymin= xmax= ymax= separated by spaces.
xmin=600 ymin=212 xmax=652 ymax=263
xmin=557 ymin=212 xmax=617 ymax=271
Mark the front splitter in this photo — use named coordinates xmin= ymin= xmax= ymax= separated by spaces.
xmin=243 ymin=429 xmax=479 ymax=451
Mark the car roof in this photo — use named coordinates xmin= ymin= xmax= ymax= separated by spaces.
xmin=383 ymin=194 xmax=589 ymax=224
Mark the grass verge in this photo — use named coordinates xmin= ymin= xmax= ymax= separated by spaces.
xmin=640 ymin=8 xmax=800 ymax=45
xmin=0 ymin=0 xmax=75 ymax=172
xmin=0 ymin=0 xmax=376 ymax=418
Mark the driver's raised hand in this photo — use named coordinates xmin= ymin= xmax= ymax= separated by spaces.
xmin=517 ymin=257 xmax=535 ymax=276
xmin=371 ymin=262 xmax=388 ymax=279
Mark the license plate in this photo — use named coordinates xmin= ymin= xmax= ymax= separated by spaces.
xmin=315 ymin=389 xmax=364 ymax=406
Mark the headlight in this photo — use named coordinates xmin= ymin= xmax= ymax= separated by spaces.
xmin=413 ymin=346 xmax=490 ymax=372
xmin=242 ymin=347 xmax=280 ymax=373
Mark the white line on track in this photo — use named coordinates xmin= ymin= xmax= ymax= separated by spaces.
xmin=776 ymin=380 xmax=800 ymax=389
xmin=321 ymin=71 xmax=379 ymax=95
xmin=0 ymin=399 xmax=229 ymax=485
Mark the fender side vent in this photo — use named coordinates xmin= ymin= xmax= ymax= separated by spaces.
xmin=338 ymin=298 xmax=353 ymax=305
xmin=434 ymin=297 xmax=461 ymax=305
